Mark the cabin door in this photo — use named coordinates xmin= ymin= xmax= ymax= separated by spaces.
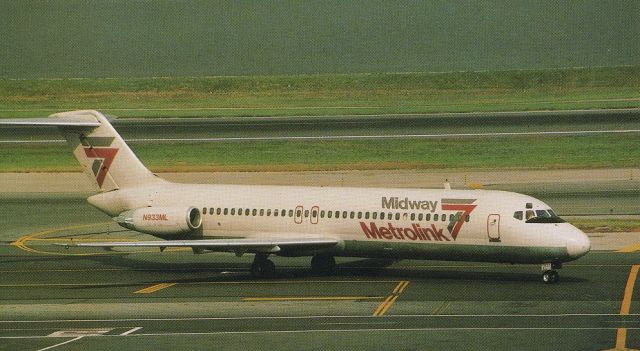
xmin=487 ymin=214 xmax=501 ymax=242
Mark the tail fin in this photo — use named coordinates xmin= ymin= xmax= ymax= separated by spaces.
xmin=50 ymin=110 xmax=163 ymax=191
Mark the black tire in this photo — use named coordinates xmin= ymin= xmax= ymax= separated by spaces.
xmin=311 ymin=255 xmax=336 ymax=276
xmin=251 ymin=257 xmax=275 ymax=277
xmin=542 ymin=270 xmax=559 ymax=284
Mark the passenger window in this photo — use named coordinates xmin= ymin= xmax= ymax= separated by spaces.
xmin=209 ymin=208 xmax=214 ymax=215
xmin=334 ymin=211 xmax=340 ymax=218
xmin=245 ymin=209 xmax=250 ymax=216
xmin=343 ymin=211 xmax=347 ymax=218
xmin=321 ymin=210 xmax=325 ymax=218
xmin=418 ymin=213 xmax=423 ymax=221
xmin=288 ymin=210 xmax=293 ymax=217
xmin=410 ymin=213 xmax=415 ymax=221
xmin=357 ymin=212 xmax=362 ymax=219
xmin=203 ymin=207 xmax=207 ymax=214
xmin=442 ymin=214 xmax=446 ymax=222
xmin=434 ymin=214 xmax=439 ymax=221
xmin=231 ymin=208 xmax=236 ymax=215
xmin=238 ymin=208 xmax=243 ymax=216
xmin=426 ymin=213 xmax=431 ymax=221
xmin=449 ymin=214 xmax=455 ymax=221
xmin=380 ymin=212 xmax=385 ymax=220
xmin=350 ymin=212 xmax=355 ymax=219
xmin=296 ymin=209 xmax=302 ymax=217
xmin=328 ymin=211 xmax=333 ymax=219
xmin=281 ymin=210 xmax=286 ymax=217
xmin=395 ymin=213 xmax=400 ymax=220
xmin=372 ymin=212 xmax=378 ymax=220
xmin=402 ymin=213 xmax=408 ymax=220
xmin=365 ymin=212 xmax=370 ymax=219
xmin=465 ymin=215 xmax=470 ymax=222
xmin=224 ymin=208 xmax=228 ymax=215
xmin=312 ymin=210 xmax=317 ymax=218
xmin=217 ymin=208 xmax=221 ymax=215
xmin=259 ymin=209 xmax=264 ymax=216
xmin=305 ymin=210 xmax=309 ymax=218
xmin=274 ymin=210 xmax=279 ymax=217
xmin=513 ymin=211 xmax=523 ymax=220
xmin=252 ymin=209 xmax=257 ymax=216
xmin=267 ymin=209 xmax=272 ymax=216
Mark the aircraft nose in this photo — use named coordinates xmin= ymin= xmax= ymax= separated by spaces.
xmin=566 ymin=228 xmax=591 ymax=259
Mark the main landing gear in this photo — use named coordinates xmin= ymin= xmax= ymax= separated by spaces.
xmin=541 ymin=262 xmax=562 ymax=284
xmin=250 ymin=253 xmax=275 ymax=277
xmin=311 ymin=254 xmax=336 ymax=276
xmin=250 ymin=254 xmax=337 ymax=278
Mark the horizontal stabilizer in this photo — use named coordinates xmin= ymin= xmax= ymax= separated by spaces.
xmin=0 ymin=118 xmax=101 ymax=127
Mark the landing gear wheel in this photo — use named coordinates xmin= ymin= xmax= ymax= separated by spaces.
xmin=250 ymin=255 xmax=276 ymax=278
xmin=311 ymin=255 xmax=336 ymax=276
xmin=542 ymin=270 xmax=559 ymax=284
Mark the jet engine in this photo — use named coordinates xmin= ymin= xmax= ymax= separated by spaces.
xmin=114 ymin=206 xmax=202 ymax=236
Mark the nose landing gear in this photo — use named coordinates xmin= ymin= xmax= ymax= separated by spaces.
xmin=541 ymin=262 xmax=562 ymax=284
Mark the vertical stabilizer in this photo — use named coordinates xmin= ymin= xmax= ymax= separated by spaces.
xmin=50 ymin=110 xmax=163 ymax=192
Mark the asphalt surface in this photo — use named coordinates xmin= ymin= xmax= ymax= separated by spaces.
xmin=0 ymin=109 xmax=638 ymax=142
xmin=1 ymin=194 xmax=640 ymax=351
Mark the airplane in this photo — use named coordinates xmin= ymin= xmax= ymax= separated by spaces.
xmin=1 ymin=110 xmax=591 ymax=283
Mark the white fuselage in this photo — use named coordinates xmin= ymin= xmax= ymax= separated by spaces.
xmin=88 ymin=181 xmax=591 ymax=265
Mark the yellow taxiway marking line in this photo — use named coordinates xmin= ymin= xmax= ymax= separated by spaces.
xmin=373 ymin=280 xmax=409 ymax=317
xmin=242 ymin=296 xmax=384 ymax=302
xmin=603 ymin=265 xmax=640 ymax=351
xmin=134 ymin=283 xmax=176 ymax=294
xmin=617 ymin=244 xmax=640 ymax=253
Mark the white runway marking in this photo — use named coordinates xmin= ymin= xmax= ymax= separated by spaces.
xmin=36 ymin=336 xmax=84 ymax=351
xmin=1 ymin=129 xmax=638 ymax=144
xmin=120 ymin=327 xmax=143 ymax=336
xmin=4 ymin=327 xmax=639 ymax=340
xmin=0 ymin=313 xmax=634 ymax=324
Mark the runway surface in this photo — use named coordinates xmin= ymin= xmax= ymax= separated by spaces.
xmin=1 ymin=193 xmax=640 ymax=351
xmin=1 ymin=109 xmax=638 ymax=143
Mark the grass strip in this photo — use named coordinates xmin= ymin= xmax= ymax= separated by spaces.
xmin=571 ymin=219 xmax=640 ymax=233
xmin=1 ymin=66 xmax=638 ymax=118
xmin=1 ymin=135 xmax=637 ymax=172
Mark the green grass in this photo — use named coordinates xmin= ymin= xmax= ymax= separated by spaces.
xmin=1 ymin=66 xmax=639 ymax=118
xmin=571 ymin=219 xmax=640 ymax=233
xmin=1 ymin=134 xmax=637 ymax=172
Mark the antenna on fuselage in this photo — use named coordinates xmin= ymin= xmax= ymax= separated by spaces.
xmin=444 ymin=179 xmax=451 ymax=190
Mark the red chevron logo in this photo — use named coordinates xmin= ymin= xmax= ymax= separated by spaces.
xmin=83 ymin=147 xmax=119 ymax=187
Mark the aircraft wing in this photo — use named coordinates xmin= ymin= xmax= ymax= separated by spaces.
xmin=62 ymin=237 xmax=339 ymax=254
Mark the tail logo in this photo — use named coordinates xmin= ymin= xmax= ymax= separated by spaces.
xmin=80 ymin=136 xmax=119 ymax=187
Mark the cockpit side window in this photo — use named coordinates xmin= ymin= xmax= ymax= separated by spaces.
xmin=513 ymin=211 xmax=523 ymax=220
xmin=526 ymin=208 xmax=566 ymax=223
xmin=525 ymin=210 xmax=535 ymax=220
xmin=535 ymin=210 xmax=550 ymax=218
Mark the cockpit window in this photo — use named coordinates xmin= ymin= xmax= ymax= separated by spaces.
xmin=513 ymin=211 xmax=523 ymax=220
xmin=525 ymin=210 xmax=535 ymax=220
xmin=526 ymin=216 xmax=566 ymax=223
xmin=526 ymin=209 xmax=566 ymax=223
xmin=535 ymin=210 xmax=550 ymax=218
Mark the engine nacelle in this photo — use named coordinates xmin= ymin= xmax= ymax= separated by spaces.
xmin=114 ymin=206 xmax=202 ymax=236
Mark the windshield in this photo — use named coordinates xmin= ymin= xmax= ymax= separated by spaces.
xmin=514 ymin=209 xmax=566 ymax=223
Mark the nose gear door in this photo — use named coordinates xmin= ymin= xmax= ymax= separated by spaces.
xmin=487 ymin=214 xmax=501 ymax=242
